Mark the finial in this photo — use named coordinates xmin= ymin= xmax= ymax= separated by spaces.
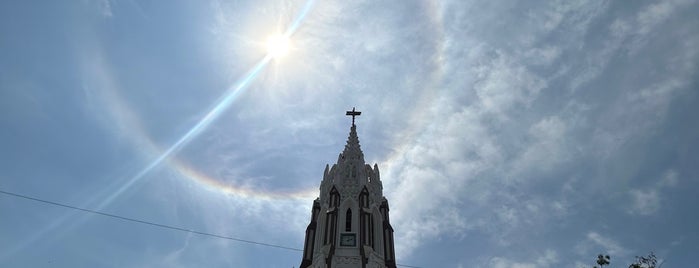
xmin=345 ymin=107 xmax=361 ymax=126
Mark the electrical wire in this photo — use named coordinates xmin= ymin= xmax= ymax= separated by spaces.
xmin=0 ymin=189 xmax=301 ymax=251
xmin=0 ymin=189 xmax=422 ymax=268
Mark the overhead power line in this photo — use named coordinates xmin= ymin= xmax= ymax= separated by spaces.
xmin=0 ymin=189 xmax=422 ymax=268
xmin=0 ymin=189 xmax=300 ymax=251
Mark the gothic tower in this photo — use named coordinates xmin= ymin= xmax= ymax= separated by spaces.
xmin=300 ymin=109 xmax=397 ymax=268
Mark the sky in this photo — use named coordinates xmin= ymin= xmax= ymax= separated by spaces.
xmin=1 ymin=0 xmax=698 ymax=267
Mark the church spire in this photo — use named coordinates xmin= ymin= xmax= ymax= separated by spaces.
xmin=342 ymin=108 xmax=364 ymax=162
xmin=300 ymin=108 xmax=397 ymax=268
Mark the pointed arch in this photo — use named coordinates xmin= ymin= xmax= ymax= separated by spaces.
xmin=345 ymin=208 xmax=352 ymax=232
xmin=329 ymin=186 xmax=340 ymax=208
xmin=324 ymin=187 xmax=340 ymax=245
xmin=359 ymin=186 xmax=369 ymax=208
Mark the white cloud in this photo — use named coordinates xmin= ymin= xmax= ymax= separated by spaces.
xmin=383 ymin=105 xmax=503 ymax=257
xmin=627 ymin=169 xmax=679 ymax=215
xmin=380 ymin=0 xmax=615 ymax=258
xmin=660 ymin=170 xmax=679 ymax=187
xmin=524 ymin=46 xmax=561 ymax=66
xmin=636 ymin=0 xmax=685 ymax=35
xmin=89 ymin=0 xmax=113 ymax=18
xmin=569 ymin=0 xmax=694 ymax=91
xmin=472 ymin=54 xmax=547 ymax=117
xmin=628 ymin=189 xmax=661 ymax=215
xmin=585 ymin=232 xmax=630 ymax=257
xmin=480 ymin=249 xmax=558 ymax=268
xmin=611 ymin=0 xmax=694 ymax=55
xmin=512 ymin=116 xmax=569 ymax=175
xmin=157 ymin=233 xmax=193 ymax=268
xmin=487 ymin=257 xmax=537 ymax=268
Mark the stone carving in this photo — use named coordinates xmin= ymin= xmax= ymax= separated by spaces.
xmin=335 ymin=256 xmax=360 ymax=264
xmin=340 ymin=184 xmax=359 ymax=200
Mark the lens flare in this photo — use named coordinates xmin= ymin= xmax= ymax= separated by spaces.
xmin=97 ymin=0 xmax=318 ymax=208
xmin=266 ymin=34 xmax=290 ymax=59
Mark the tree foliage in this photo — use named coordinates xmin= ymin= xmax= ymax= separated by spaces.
xmin=628 ymin=253 xmax=658 ymax=268
xmin=594 ymin=254 xmax=611 ymax=268
xmin=588 ymin=252 xmax=659 ymax=268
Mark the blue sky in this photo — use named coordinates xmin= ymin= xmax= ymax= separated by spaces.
xmin=1 ymin=0 xmax=698 ymax=267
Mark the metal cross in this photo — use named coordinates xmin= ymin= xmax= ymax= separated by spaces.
xmin=345 ymin=107 xmax=361 ymax=125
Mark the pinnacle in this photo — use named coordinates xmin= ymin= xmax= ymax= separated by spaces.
xmin=341 ymin=124 xmax=364 ymax=162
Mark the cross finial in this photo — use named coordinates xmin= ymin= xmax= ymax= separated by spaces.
xmin=345 ymin=107 xmax=361 ymax=126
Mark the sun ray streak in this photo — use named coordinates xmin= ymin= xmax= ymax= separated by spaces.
xmin=283 ymin=0 xmax=315 ymax=37
xmin=97 ymin=55 xmax=272 ymax=209
xmin=97 ymin=0 xmax=316 ymax=210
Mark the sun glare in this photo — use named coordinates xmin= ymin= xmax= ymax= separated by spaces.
xmin=266 ymin=34 xmax=290 ymax=59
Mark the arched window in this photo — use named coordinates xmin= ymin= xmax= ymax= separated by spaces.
xmin=329 ymin=187 xmax=340 ymax=207
xmin=345 ymin=208 xmax=352 ymax=232
xmin=360 ymin=187 xmax=369 ymax=208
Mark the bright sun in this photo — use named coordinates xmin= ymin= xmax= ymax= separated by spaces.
xmin=266 ymin=34 xmax=290 ymax=59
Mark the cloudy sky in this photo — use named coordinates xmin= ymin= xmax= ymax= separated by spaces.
xmin=1 ymin=0 xmax=698 ymax=267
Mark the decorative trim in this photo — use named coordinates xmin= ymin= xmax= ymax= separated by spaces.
xmin=335 ymin=256 xmax=360 ymax=264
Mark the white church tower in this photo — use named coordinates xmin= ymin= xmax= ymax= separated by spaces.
xmin=300 ymin=108 xmax=397 ymax=268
